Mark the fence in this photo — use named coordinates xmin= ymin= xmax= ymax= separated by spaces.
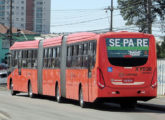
xmin=157 ymin=59 xmax=165 ymax=95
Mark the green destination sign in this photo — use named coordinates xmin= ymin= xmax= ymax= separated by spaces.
xmin=106 ymin=38 xmax=149 ymax=58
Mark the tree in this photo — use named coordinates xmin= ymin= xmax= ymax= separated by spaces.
xmin=156 ymin=37 xmax=165 ymax=58
xmin=117 ymin=0 xmax=165 ymax=33
xmin=156 ymin=43 xmax=162 ymax=58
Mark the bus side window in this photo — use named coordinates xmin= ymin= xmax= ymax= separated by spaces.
xmin=67 ymin=46 xmax=72 ymax=68
xmin=43 ymin=48 xmax=48 ymax=68
xmin=25 ymin=50 xmax=28 ymax=68
xmin=22 ymin=50 xmax=25 ymax=68
xmin=15 ymin=50 xmax=18 ymax=68
xmin=10 ymin=50 xmax=13 ymax=67
xmin=83 ymin=43 xmax=88 ymax=68
xmin=11 ymin=50 xmax=15 ymax=67
xmin=78 ymin=44 xmax=83 ymax=67
xmin=27 ymin=50 xmax=32 ymax=68
xmin=56 ymin=47 xmax=60 ymax=68
xmin=48 ymin=48 xmax=52 ymax=68
xmin=88 ymin=42 xmax=93 ymax=68
xmin=75 ymin=45 xmax=79 ymax=67
xmin=18 ymin=50 xmax=22 ymax=68
xmin=35 ymin=50 xmax=38 ymax=68
xmin=55 ymin=47 xmax=58 ymax=68
xmin=93 ymin=41 xmax=96 ymax=67
xmin=52 ymin=48 xmax=55 ymax=68
xmin=71 ymin=45 xmax=74 ymax=67
xmin=89 ymin=42 xmax=93 ymax=55
xmin=31 ymin=50 xmax=34 ymax=68
xmin=72 ymin=45 xmax=77 ymax=67
xmin=46 ymin=48 xmax=49 ymax=68
xmin=32 ymin=50 xmax=38 ymax=68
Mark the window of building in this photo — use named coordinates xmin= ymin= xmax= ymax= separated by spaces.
xmin=21 ymin=24 xmax=24 ymax=27
xmin=37 ymin=1 xmax=43 ymax=5
xmin=2 ymin=40 xmax=10 ymax=49
xmin=16 ymin=18 xmax=19 ymax=21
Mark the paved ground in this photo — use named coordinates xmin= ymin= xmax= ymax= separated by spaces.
xmin=0 ymin=84 xmax=7 ymax=91
xmin=138 ymin=96 xmax=165 ymax=111
xmin=0 ymin=86 xmax=165 ymax=120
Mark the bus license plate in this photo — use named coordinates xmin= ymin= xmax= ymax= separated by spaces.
xmin=122 ymin=79 xmax=134 ymax=83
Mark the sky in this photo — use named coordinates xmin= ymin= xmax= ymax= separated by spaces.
xmin=50 ymin=0 xmax=126 ymax=33
xmin=50 ymin=0 xmax=163 ymax=37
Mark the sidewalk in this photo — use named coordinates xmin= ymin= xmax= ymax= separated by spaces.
xmin=0 ymin=84 xmax=7 ymax=91
xmin=138 ymin=96 xmax=165 ymax=111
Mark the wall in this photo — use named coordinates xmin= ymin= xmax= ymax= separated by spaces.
xmin=4 ymin=0 xmax=26 ymax=30
xmin=157 ymin=59 xmax=165 ymax=95
xmin=34 ymin=0 xmax=50 ymax=33
xmin=0 ymin=37 xmax=9 ymax=63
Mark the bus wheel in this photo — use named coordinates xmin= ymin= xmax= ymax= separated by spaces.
xmin=56 ymin=85 xmax=61 ymax=103
xmin=10 ymin=81 xmax=16 ymax=96
xmin=28 ymin=82 xmax=34 ymax=98
xmin=79 ymin=88 xmax=87 ymax=108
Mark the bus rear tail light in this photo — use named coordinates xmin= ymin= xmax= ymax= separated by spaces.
xmin=151 ymin=68 xmax=157 ymax=88
xmin=97 ymin=67 xmax=105 ymax=89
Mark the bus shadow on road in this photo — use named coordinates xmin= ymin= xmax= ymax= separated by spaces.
xmin=15 ymin=93 xmax=165 ymax=113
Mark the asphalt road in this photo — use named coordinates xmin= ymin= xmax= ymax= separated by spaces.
xmin=0 ymin=90 xmax=165 ymax=120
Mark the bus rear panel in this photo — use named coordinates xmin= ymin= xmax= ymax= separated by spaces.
xmin=95 ymin=32 xmax=157 ymax=102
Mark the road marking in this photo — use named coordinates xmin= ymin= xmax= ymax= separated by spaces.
xmin=0 ymin=113 xmax=9 ymax=120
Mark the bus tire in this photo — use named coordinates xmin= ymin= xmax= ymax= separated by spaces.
xmin=10 ymin=80 xmax=16 ymax=96
xmin=56 ymin=85 xmax=62 ymax=103
xmin=28 ymin=82 xmax=34 ymax=98
xmin=79 ymin=88 xmax=87 ymax=108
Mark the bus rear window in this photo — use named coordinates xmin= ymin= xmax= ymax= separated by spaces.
xmin=106 ymin=38 xmax=149 ymax=67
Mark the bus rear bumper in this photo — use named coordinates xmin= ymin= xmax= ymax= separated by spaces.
xmin=95 ymin=86 xmax=157 ymax=102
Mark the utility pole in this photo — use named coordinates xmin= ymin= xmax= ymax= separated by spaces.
xmin=147 ymin=0 xmax=152 ymax=34
xmin=105 ymin=0 xmax=114 ymax=32
xmin=9 ymin=0 xmax=13 ymax=46
xmin=110 ymin=0 xmax=113 ymax=32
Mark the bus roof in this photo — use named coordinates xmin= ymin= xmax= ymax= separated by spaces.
xmin=10 ymin=31 xmax=154 ymax=50
xmin=101 ymin=31 xmax=153 ymax=38
xmin=42 ymin=32 xmax=97 ymax=47
xmin=43 ymin=36 xmax=62 ymax=47
xmin=10 ymin=40 xmax=39 ymax=50
xmin=67 ymin=32 xmax=97 ymax=44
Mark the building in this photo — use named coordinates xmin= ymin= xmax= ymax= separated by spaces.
xmin=0 ymin=24 xmax=40 ymax=63
xmin=0 ymin=0 xmax=50 ymax=34
xmin=0 ymin=0 xmax=5 ymax=25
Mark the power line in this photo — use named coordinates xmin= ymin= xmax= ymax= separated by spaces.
xmin=50 ymin=8 xmax=104 ymax=12
xmin=50 ymin=17 xmax=109 ymax=27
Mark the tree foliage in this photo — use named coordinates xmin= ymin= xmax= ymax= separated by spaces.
xmin=157 ymin=37 xmax=165 ymax=58
xmin=117 ymin=0 xmax=165 ymax=32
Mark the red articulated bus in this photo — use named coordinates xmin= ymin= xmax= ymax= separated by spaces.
xmin=7 ymin=32 xmax=157 ymax=108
